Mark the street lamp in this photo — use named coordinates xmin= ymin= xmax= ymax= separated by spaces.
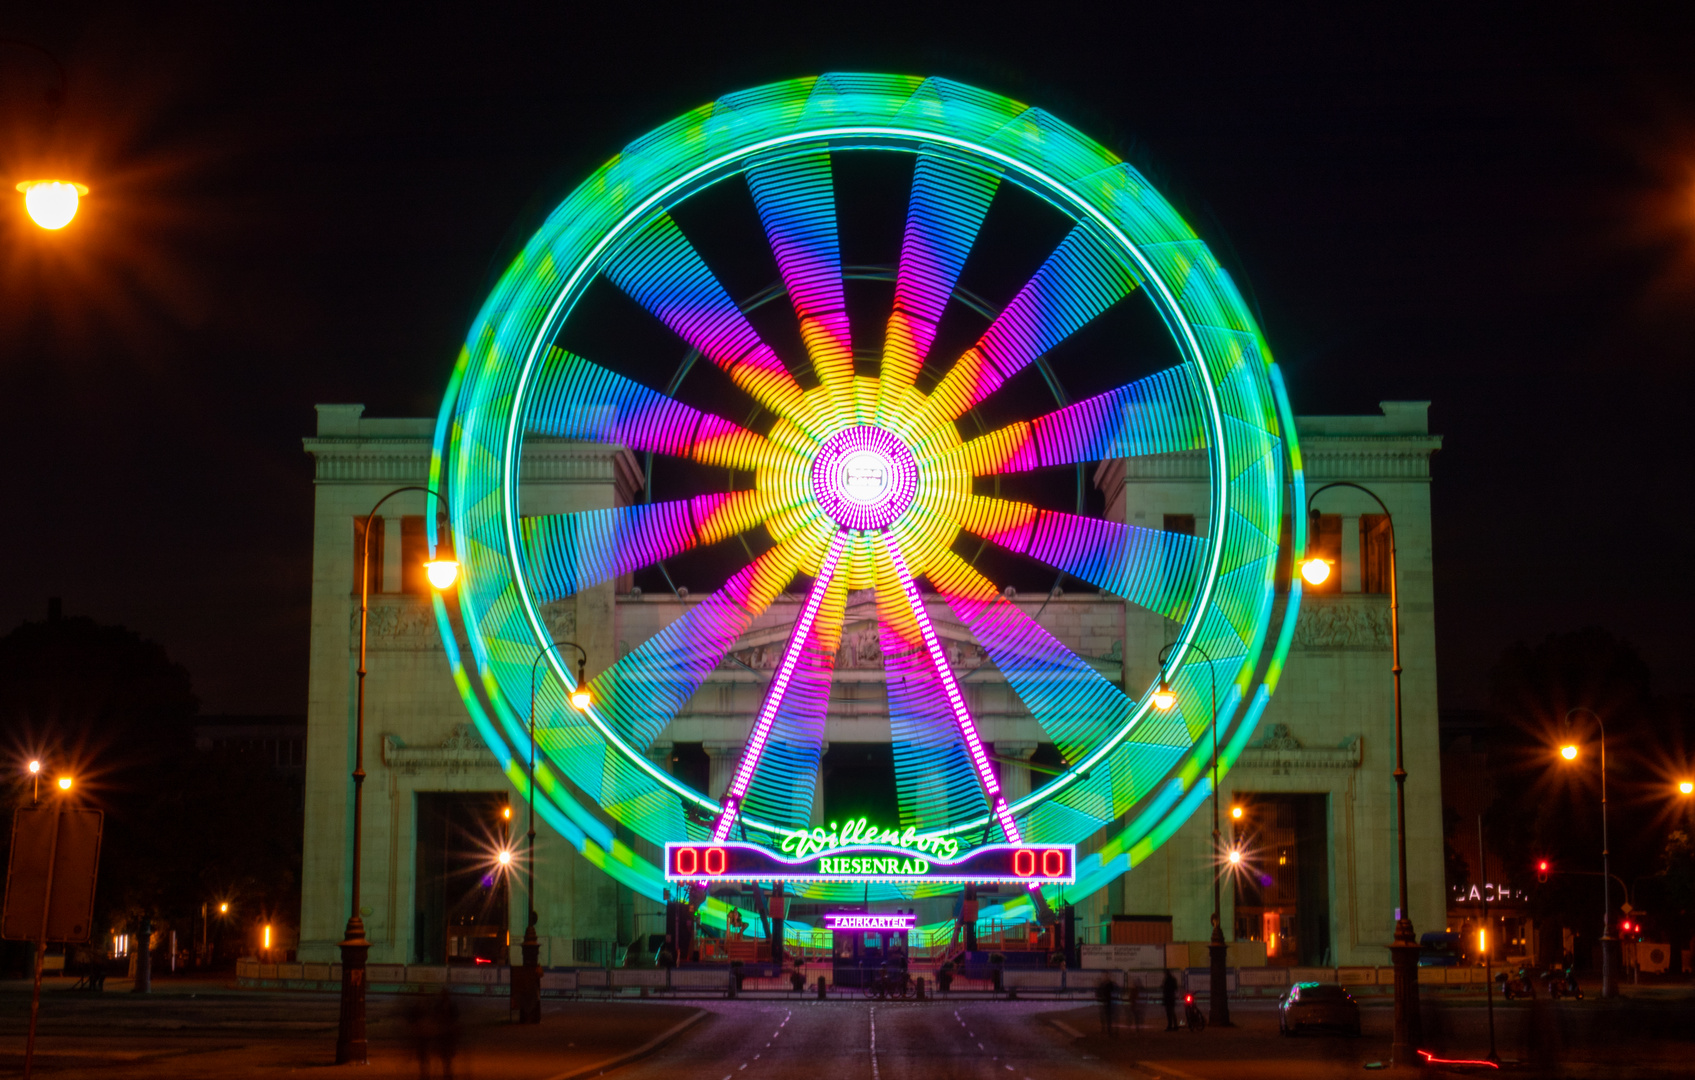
xmin=1 ymin=39 xmax=87 ymax=230
xmin=1153 ymin=638 xmax=1232 ymax=1027
xmin=338 ymin=486 xmax=456 ymax=1065
xmin=1302 ymin=481 xmax=1419 ymax=1066
xmin=513 ymin=639 xmax=592 ymax=1025
xmin=16 ymin=180 xmax=88 ymax=230
xmin=1560 ymin=707 xmax=1619 ymax=999
xmin=27 ymin=760 xmax=41 ymax=803
xmin=1680 ymin=781 xmax=1693 ymax=796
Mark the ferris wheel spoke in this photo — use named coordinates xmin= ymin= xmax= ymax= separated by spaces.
xmin=736 ymin=556 xmax=850 ymax=832
xmin=924 ymin=547 xmax=1194 ymax=766
xmin=602 ymin=212 xmax=822 ymax=440
xmin=872 ymin=540 xmax=992 ymax=834
xmin=915 ymin=224 xmax=1139 ymax=442
xmin=525 ymin=346 xmax=800 ymax=472
xmin=937 ymin=362 xmax=1207 ymax=477
xmin=942 ymin=495 xmax=1205 ymax=621
xmin=583 ymin=535 xmax=818 ymax=757
xmin=879 ymin=155 xmax=1001 ymax=394
xmin=746 ymin=153 xmax=854 ymax=390
xmin=712 ymin=530 xmax=851 ymax=841
xmin=880 ymin=533 xmax=1022 ymax=844
xmin=519 ymin=490 xmax=799 ymax=604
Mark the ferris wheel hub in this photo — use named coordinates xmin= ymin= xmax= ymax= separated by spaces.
xmin=810 ymin=425 xmax=918 ymax=532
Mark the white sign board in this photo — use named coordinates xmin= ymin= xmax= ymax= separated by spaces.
xmin=1079 ymin=943 xmax=1167 ymax=970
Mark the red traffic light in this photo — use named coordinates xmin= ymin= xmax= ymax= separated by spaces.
xmin=1537 ymin=859 xmax=1549 ymax=884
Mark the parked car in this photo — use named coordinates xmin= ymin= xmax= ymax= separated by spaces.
xmin=1278 ymin=982 xmax=1361 ymax=1037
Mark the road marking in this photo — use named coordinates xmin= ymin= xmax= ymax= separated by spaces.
xmin=978 ymin=1043 xmax=985 ymax=1051
xmin=1005 ymin=1066 xmax=1015 ymax=1072
xmin=869 ymin=1007 xmax=880 ymax=1080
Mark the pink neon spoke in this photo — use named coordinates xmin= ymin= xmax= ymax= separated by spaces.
xmin=711 ymin=530 xmax=850 ymax=841
xmin=881 ymin=534 xmax=1024 ymax=845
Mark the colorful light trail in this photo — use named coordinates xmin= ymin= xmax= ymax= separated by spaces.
xmin=431 ymin=74 xmax=1303 ymax=925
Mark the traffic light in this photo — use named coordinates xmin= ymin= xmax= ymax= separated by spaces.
xmin=1537 ymin=859 xmax=1550 ymax=884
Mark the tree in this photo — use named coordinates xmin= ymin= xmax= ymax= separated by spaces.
xmin=0 ymin=609 xmax=302 ymax=972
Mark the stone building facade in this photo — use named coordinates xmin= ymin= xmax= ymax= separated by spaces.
xmin=298 ymin=401 xmax=1443 ymax=969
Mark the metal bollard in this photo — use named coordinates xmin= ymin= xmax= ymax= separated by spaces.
xmin=816 ymin=975 xmax=827 ymax=999
xmin=915 ymin=976 xmax=925 ymax=1000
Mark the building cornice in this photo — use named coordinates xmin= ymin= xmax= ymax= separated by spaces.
xmin=306 ymin=436 xmax=642 ymax=498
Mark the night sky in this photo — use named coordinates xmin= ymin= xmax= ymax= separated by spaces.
xmin=5 ymin=3 xmax=1694 ymax=716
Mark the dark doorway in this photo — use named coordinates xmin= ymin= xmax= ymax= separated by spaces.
xmin=821 ymin=743 xmax=898 ymax=825
xmin=415 ymin=792 xmax=512 ymax=966
xmin=1231 ymin=793 xmax=1332 ymax=967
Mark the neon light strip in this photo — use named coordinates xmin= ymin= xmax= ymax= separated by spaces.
xmin=825 ymin=913 xmax=916 ymax=930
xmin=712 ymin=529 xmax=850 ymax=841
xmin=881 ymin=533 xmax=1023 ymax=845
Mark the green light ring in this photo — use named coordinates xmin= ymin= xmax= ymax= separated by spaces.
xmin=435 ymin=75 xmax=1296 ymax=904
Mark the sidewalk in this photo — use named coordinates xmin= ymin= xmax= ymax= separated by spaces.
xmin=0 ymin=978 xmax=703 ymax=1079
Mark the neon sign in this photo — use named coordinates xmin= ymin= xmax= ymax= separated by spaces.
xmin=665 ymin=841 xmax=1075 ymax=884
xmin=779 ymin=818 xmax=962 ymax=860
xmin=825 ymin=913 xmax=917 ymax=931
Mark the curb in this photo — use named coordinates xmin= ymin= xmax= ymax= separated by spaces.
xmin=541 ymin=1007 xmax=709 ymax=1080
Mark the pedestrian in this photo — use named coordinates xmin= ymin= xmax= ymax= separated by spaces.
xmin=431 ymin=989 xmax=461 ymax=1080
xmin=405 ymin=995 xmax=438 ymax=1079
xmin=1095 ymin=975 xmax=1116 ymax=1035
xmin=1127 ymin=979 xmax=1144 ymax=1031
xmin=1161 ymin=968 xmax=1179 ymax=1031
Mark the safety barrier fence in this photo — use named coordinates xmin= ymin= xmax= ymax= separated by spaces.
xmin=234 ymin=957 xmax=1504 ymax=997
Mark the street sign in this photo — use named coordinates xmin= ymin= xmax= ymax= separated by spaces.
xmin=2 ymin=806 xmax=104 ymax=943
xmin=1621 ymin=902 xmax=1634 ymax=914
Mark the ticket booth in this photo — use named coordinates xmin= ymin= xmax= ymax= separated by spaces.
xmin=827 ymin=912 xmax=915 ymax=987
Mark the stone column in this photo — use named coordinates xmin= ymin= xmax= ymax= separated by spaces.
xmin=994 ymin=742 xmax=1038 ymax=803
xmin=811 ymin=744 xmax=829 ymax=826
xmin=1340 ymin=514 xmax=1362 ymax=593
xmin=705 ymin=742 xmax=743 ymax=801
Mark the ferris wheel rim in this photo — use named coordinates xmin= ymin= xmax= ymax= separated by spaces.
xmin=494 ymin=130 xmax=1233 ymax=829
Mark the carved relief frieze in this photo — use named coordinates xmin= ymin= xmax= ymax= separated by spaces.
xmin=1294 ymin=597 xmax=1392 ymax=651
xmin=382 ymin=724 xmax=498 ymax=775
xmin=1237 ymin=723 xmax=1362 ymax=774
xmin=350 ymin=598 xmax=441 ymax=650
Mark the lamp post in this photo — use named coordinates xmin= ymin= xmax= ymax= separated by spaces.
xmin=1300 ymin=481 xmax=1419 ymax=1066
xmin=1153 ymin=638 xmax=1232 ymax=1027
xmin=514 ymin=640 xmax=592 ymax=1024
xmin=338 ymin=486 xmax=457 ymax=1065
xmin=1561 ymin=706 xmax=1618 ymax=999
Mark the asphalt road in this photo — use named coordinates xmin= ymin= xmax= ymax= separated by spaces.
xmin=626 ymin=995 xmax=1695 ymax=1080
xmin=3 ymin=979 xmax=1692 ymax=1078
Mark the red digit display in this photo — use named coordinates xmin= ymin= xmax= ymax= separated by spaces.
xmin=1042 ymin=848 xmax=1065 ymax=877
xmin=704 ymin=847 xmax=727 ymax=875
xmin=675 ymin=847 xmax=698 ymax=875
xmin=1013 ymin=849 xmax=1036 ymax=877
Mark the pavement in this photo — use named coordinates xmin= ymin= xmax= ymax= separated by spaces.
xmin=0 ymin=973 xmax=700 ymax=1077
xmin=2 ymin=972 xmax=1693 ymax=1078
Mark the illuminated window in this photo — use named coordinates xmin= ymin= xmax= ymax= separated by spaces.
xmin=352 ymin=516 xmax=385 ymax=594
xmin=1360 ymin=515 xmax=1392 ymax=594
xmin=401 ymin=516 xmax=430 ymax=594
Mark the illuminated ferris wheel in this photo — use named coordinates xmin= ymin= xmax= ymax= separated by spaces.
xmin=432 ymin=75 xmax=1302 ymax=919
